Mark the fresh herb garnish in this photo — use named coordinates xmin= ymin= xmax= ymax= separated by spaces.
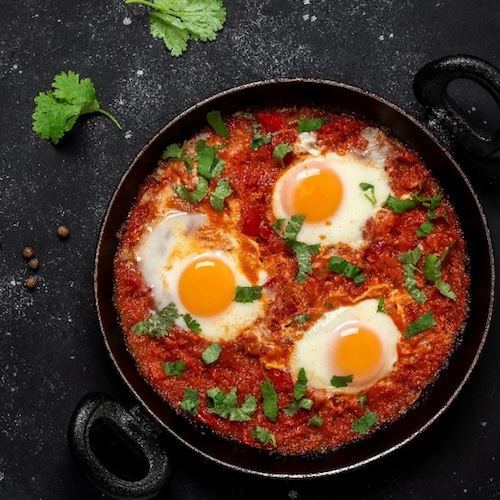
xmin=163 ymin=360 xmax=187 ymax=376
xmin=385 ymin=195 xmax=419 ymax=214
xmin=183 ymin=313 xmax=202 ymax=333
xmin=351 ymin=411 xmax=377 ymax=434
xmin=377 ymin=297 xmax=388 ymax=314
xmin=424 ymin=252 xmax=456 ymax=300
xmin=273 ymin=214 xmax=305 ymax=240
xmin=327 ymin=256 xmax=365 ymax=285
xmin=124 ymin=0 xmax=227 ymax=57
xmin=201 ymin=342 xmax=222 ymax=365
xmin=252 ymin=426 xmax=276 ymax=447
xmin=331 ymin=374 xmax=353 ymax=387
xmin=32 ymin=70 xmax=121 ymax=144
xmin=172 ymin=177 xmax=209 ymax=204
xmin=405 ymin=312 xmax=436 ymax=338
xmin=399 ymin=247 xmax=427 ymax=303
xmin=358 ymin=393 xmax=367 ymax=409
xmin=234 ymin=285 xmax=263 ymax=303
xmin=206 ymin=387 xmax=257 ymax=421
xmin=250 ymin=125 xmax=272 ymax=149
xmin=273 ymin=143 xmax=294 ymax=167
xmin=180 ymin=387 xmax=199 ymax=415
xmin=308 ymin=415 xmax=323 ymax=427
xmin=283 ymin=397 xmax=313 ymax=417
xmin=359 ymin=182 xmax=377 ymax=205
xmin=206 ymin=110 xmax=229 ymax=138
xmin=195 ymin=140 xmax=225 ymax=179
xmin=293 ymin=367 xmax=308 ymax=400
xmin=162 ymin=143 xmax=183 ymax=159
xmin=261 ymin=379 xmax=279 ymax=422
xmin=294 ymin=314 xmax=311 ymax=324
xmin=416 ymin=220 xmax=435 ymax=237
xmin=131 ymin=302 xmax=180 ymax=337
xmin=283 ymin=368 xmax=312 ymax=417
xmin=210 ymin=178 xmax=233 ymax=212
xmin=297 ymin=117 xmax=328 ymax=133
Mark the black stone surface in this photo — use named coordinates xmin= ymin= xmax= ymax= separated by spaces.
xmin=1 ymin=1 xmax=500 ymax=499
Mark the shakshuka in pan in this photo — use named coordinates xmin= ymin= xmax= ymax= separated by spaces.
xmin=113 ymin=106 xmax=469 ymax=455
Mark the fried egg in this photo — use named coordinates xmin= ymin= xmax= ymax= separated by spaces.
xmin=271 ymin=150 xmax=392 ymax=247
xmin=290 ymin=299 xmax=400 ymax=394
xmin=135 ymin=210 xmax=268 ymax=342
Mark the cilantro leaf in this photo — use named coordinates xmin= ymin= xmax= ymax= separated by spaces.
xmin=283 ymin=397 xmax=313 ymax=417
xmin=210 ymin=178 xmax=233 ymax=212
xmin=201 ymin=342 xmax=222 ymax=365
xmin=252 ymin=426 xmax=276 ymax=447
xmin=207 ymin=110 xmax=229 ymax=138
xmin=273 ymin=143 xmax=294 ymax=166
xmin=172 ymin=176 xmax=208 ymax=204
xmin=327 ymin=256 xmax=365 ymax=285
xmin=416 ymin=220 xmax=434 ymax=237
xmin=195 ymin=140 xmax=225 ymax=179
xmin=360 ymin=182 xmax=376 ymax=205
xmin=126 ymin=0 xmax=227 ymax=57
xmin=297 ymin=117 xmax=328 ymax=133
xmin=261 ymin=379 xmax=279 ymax=422
xmin=331 ymin=374 xmax=353 ymax=387
xmin=385 ymin=195 xmax=419 ymax=214
xmin=234 ymin=285 xmax=263 ymax=303
xmin=293 ymin=367 xmax=308 ymax=400
xmin=399 ymin=247 xmax=427 ymax=303
xmin=351 ymin=411 xmax=377 ymax=434
xmin=424 ymin=252 xmax=456 ymax=300
xmin=180 ymin=387 xmax=199 ymax=415
xmin=377 ymin=297 xmax=388 ymax=314
xmin=162 ymin=143 xmax=184 ymax=159
xmin=182 ymin=313 xmax=202 ymax=333
xmin=32 ymin=70 xmax=121 ymax=144
xmin=294 ymin=314 xmax=311 ymax=324
xmin=405 ymin=312 xmax=436 ymax=338
xmin=131 ymin=303 xmax=180 ymax=337
xmin=273 ymin=214 xmax=305 ymax=240
xmin=288 ymin=240 xmax=320 ymax=284
xmin=250 ymin=125 xmax=272 ymax=149
xmin=206 ymin=387 xmax=257 ymax=422
xmin=163 ymin=360 xmax=187 ymax=376
xmin=308 ymin=415 xmax=323 ymax=427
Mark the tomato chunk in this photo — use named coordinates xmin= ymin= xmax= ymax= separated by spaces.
xmin=255 ymin=111 xmax=285 ymax=133
xmin=242 ymin=208 xmax=261 ymax=237
xmin=268 ymin=369 xmax=294 ymax=392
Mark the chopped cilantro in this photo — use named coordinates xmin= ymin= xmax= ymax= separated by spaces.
xmin=195 ymin=140 xmax=225 ymax=180
xmin=180 ymin=387 xmax=199 ymax=415
xmin=273 ymin=143 xmax=294 ymax=167
xmin=385 ymin=195 xmax=419 ymax=214
xmin=327 ymin=256 xmax=365 ymax=285
xmin=182 ymin=313 xmax=202 ymax=333
xmin=172 ymin=177 xmax=209 ymax=204
xmin=131 ymin=303 xmax=179 ymax=337
xmin=201 ymin=342 xmax=222 ymax=365
xmin=206 ymin=110 xmax=229 ymax=138
xmin=294 ymin=314 xmax=311 ymax=324
xmin=399 ymin=247 xmax=427 ymax=303
xmin=234 ymin=285 xmax=263 ymax=303
xmin=416 ymin=219 xmax=435 ymax=237
xmin=252 ymin=426 xmax=276 ymax=447
xmin=358 ymin=393 xmax=367 ymax=409
xmin=206 ymin=387 xmax=257 ymax=421
xmin=163 ymin=360 xmax=187 ymax=376
xmin=297 ymin=117 xmax=328 ymax=133
xmin=424 ymin=252 xmax=456 ymax=300
xmin=287 ymin=240 xmax=320 ymax=284
xmin=377 ymin=297 xmax=388 ymax=314
xmin=250 ymin=125 xmax=272 ymax=149
xmin=351 ymin=411 xmax=377 ymax=434
xmin=162 ymin=143 xmax=183 ymax=159
xmin=261 ymin=379 xmax=279 ymax=422
xmin=293 ymin=367 xmax=308 ymax=400
xmin=283 ymin=397 xmax=313 ymax=417
xmin=210 ymin=178 xmax=233 ymax=212
xmin=32 ymin=70 xmax=121 ymax=144
xmin=359 ymin=182 xmax=376 ymax=205
xmin=125 ymin=0 xmax=227 ymax=57
xmin=273 ymin=214 xmax=305 ymax=240
xmin=331 ymin=374 xmax=353 ymax=388
xmin=405 ymin=312 xmax=436 ymax=338
xmin=308 ymin=415 xmax=323 ymax=427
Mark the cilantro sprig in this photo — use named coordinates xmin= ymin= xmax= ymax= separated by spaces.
xmin=327 ymin=256 xmax=365 ymax=286
xmin=125 ymin=0 xmax=227 ymax=57
xmin=32 ymin=71 xmax=121 ymax=144
xmin=206 ymin=387 xmax=257 ymax=422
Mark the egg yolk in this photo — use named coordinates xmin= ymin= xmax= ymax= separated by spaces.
xmin=286 ymin=162 xmax=343 ymax=223
xmin=178 ymin=256 xmax=236 ymax=317
xmin=332 ymin=322 xmax=383 ymax=385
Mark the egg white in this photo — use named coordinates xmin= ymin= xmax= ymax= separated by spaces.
xmin=272 ymin=143 xmax=393 ymax=248
xmin=135 ymin=210 xmax=268 ymax=342
xmin=289 ymin=299 xmax=401 ymax=394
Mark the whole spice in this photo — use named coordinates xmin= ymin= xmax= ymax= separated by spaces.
xmin=22 ymin=246 xmax=34 ymax=260
xmin=27 ymin=258 xmax=39 ymax=270
xmin=25 ymin=276 xmax=37 ymax=289
xmin=57 ymin=225 xmax=69 ymax=239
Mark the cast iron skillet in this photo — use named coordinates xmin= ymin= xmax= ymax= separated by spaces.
xmin=68 ymin=55 xmax=498 ymax=499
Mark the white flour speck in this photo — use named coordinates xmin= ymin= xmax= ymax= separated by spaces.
xmin=123 ymin=16 xmax=132 ymax=25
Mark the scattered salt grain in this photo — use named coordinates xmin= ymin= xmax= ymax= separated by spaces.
xmin=123 ymin=17 xmax=132 ymax=26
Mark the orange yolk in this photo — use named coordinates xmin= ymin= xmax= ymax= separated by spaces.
xmin=332 ymin=323 xmax=383 ymax=385
xmin=178 ymin=256 xmax=236 ymax=317
xmin=285 ymin=163 xmax=343 ymax=222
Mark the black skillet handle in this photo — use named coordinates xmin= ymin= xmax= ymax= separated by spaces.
xmin=68 ymin=392 xmax=172 ymax=500
xmin=413 ymin=54 xmax=500 ymax=162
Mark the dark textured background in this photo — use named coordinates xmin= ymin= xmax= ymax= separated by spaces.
xmin=1 ymin=1 xmax=500 ymax=499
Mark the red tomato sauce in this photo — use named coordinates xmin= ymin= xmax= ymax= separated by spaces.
xmin=114 ymin=107 xmax=469 ymax=455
